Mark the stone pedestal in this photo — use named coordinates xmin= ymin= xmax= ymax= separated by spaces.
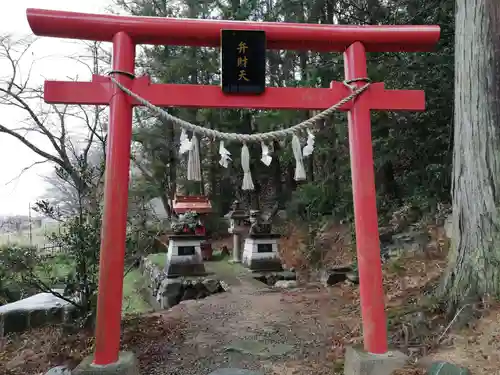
xmin=165 ymin=235 xmax=206 ymax=277
xmin=242 ymin=233 xmax=283 ymax=272
xmin=228 ymin=225 xmax=246 ymax=263
xmin=232 ymin=232 xmax=242 ymax=262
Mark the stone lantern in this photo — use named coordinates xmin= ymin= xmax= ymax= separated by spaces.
xmin=225 ymin=200 xmax=249 ymax=263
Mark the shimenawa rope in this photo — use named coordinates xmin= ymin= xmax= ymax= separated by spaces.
xmin=107 ymin=70 xmax=371 ymax=188
xmin=107 ymin=71 xmax=371 ymax=143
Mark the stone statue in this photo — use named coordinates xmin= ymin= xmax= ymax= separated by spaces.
xmin=248 ymin=210 xmax=272 ymax=235
xmin=242 ymin=204 xmax=283 ymax=272
xmin=230 ymin=199 xmax=241 ymax=211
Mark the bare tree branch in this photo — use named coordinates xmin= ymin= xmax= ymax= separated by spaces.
xmin=5 ymin=160 xmax=50 ymax=186
xmin=0 ymin=123 xmax=64 ymax=165
xmin=0 ymin=33 xmax=108 ymax=201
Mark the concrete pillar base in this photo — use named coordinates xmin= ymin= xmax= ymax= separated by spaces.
xmin=344 ymin=345 xmax=408 ymax=375
xmin=73 ymin=352 xmax=139 ymax=375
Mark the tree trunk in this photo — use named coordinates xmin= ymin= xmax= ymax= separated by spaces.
xmin=271 ymin=140 xmax=283 ymax=207
xmin=166 ymin=119 xmax=177 ymax=204
xmin=441 ymin=0 xmax=500 ymax=307
xmin=207 ymin=117 xmax=218 ymax=203
xmin=160 ymin=193 xmax=173 ymax=219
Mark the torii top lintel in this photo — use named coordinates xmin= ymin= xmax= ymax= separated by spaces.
xmin=27 ymin=8 xmax=440 ymax=111
xmin=27 ymin=8 xmax=440 ymax=53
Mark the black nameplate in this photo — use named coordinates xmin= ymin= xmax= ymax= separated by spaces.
xmin=257 ymin=243 xmax=273 ymax=253
xmin=221 ymin=30 xmax=266 ymax=94
xmin=178 ymin=246 xmax=196 ymax=256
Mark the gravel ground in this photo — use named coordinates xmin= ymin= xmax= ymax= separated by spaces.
xmin=140 ymin=278 xmax=360 ymax=375
xmin=1 ymin=252 xmax=448 ymax=375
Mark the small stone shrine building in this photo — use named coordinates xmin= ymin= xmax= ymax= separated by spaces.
xmin=165 ymin=234 xmax=206 ymax=277
xmin=241 ymin=210 xmax=283 ymax=272
xmin=164 ymin=195 xmax=212 ymax=277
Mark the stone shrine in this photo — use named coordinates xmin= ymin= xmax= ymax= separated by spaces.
xmin=242 ymin=210 xmax=283 ymax=272
xmin=165 ymin=211 xmax=206 ymax=277
xmin=172 ymin=195 xmax=214 ymax=260
xmin=225 ymin=200 xmax=249 ymax=263
xmin=165 ymin=234 xmax=206 ymax=276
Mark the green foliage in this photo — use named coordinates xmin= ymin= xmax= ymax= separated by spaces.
xmin=171 ymin=210 xmax=199 ymax=233
xmin=122 ymin=269 xmax=152 ymax=314
xmin=203 ymin=213 xmax=229 ymax=238
xmin=42 ymin=206 xmax=147 ymax=315
xmin=147 ymin=253 xmax=166 ymax=269
xmin=0 ymin=245 xmax=82 ymax=311
xmin=287 ymin=179 xmax=354 ymax=223
xmin=0 ymin=244 xmax=40 ymax=304
xmin=36 ymin=254 xmax=74 ymax=284
xmin=0 ymin=206 xmax=148 ymax=317
xmin=119 ymin=0 xmax=454 ymax=238
xmin=45 ymin=211 xmax=102 ymax=314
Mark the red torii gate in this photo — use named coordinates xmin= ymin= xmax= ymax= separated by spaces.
xmin=26 ymin=8 xmax=440 ymax=366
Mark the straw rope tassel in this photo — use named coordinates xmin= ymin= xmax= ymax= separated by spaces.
xmin=218 ymin=140 xmax=231 ymax=168
xmin=179 ymin=128 xmax=192 ymax=155
xmin=260 ymin=141 xmax=272 ymax=166
xmin=241 ymin=143 xmax=254 ymax=190
xmin=292 ymin=134 xmax=306 ymax=181
xmin=187 ymin=134 xmax=202 ymax=181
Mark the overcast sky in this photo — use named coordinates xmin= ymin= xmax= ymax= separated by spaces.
xmin=0 ymin=0 xmax=113 ymax=215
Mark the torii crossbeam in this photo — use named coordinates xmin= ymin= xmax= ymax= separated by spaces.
xmin=27 ymin=8 xmax=440 ymax=366
xmin=45 ymin=75 xmax=424 ymax=111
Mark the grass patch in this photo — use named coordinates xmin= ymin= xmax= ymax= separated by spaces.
xmin=122 ymin=268 xmax=153 ymax=315
xmin=207 ymin=258 xmax=247 ymax=274
xmin=148 ymin=253 xmax=166 ymax=268
xmin=147 ymin=248 xmax=230 ymax=267
xmin=0 ymin=222 xmax=60 ymax=248
xmin=210 ymin=249 xmax=231 ymax=262
xmin=387 ymin=258 xmax=406 ymax=275
xmin=24 ymin=254 xmax=151 ymax=314
xmin=146 ymin=250 xmax=249 ymax=284
xmin=35 ymin=254 xmax=74 ymax=283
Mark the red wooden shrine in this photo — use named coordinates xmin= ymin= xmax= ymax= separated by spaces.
xmin=173 ymin=195 xmax=213 ymax=260
xmin=26 ymin=8 xmax=440 ymax=365
xmin=172 ymin=195 xmax=213 ymax=215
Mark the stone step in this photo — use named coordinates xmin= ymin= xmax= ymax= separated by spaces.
xmin=428 ymin=361 xmax=471 ymax=375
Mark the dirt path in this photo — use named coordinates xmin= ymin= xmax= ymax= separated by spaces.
xmin=2 ymin=252 xmax=453 ymax=375
xmin=143 ymin=271 xmax=362 ymax=375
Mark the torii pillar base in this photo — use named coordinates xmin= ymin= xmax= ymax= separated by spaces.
xmin=73 ymin=352 xmax=139 ymax=375
xmin=343 ymin=345 xmax=408 ymax=375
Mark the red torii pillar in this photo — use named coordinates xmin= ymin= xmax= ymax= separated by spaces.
xmin=26 ymin=8 xmax=440 ymax=365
